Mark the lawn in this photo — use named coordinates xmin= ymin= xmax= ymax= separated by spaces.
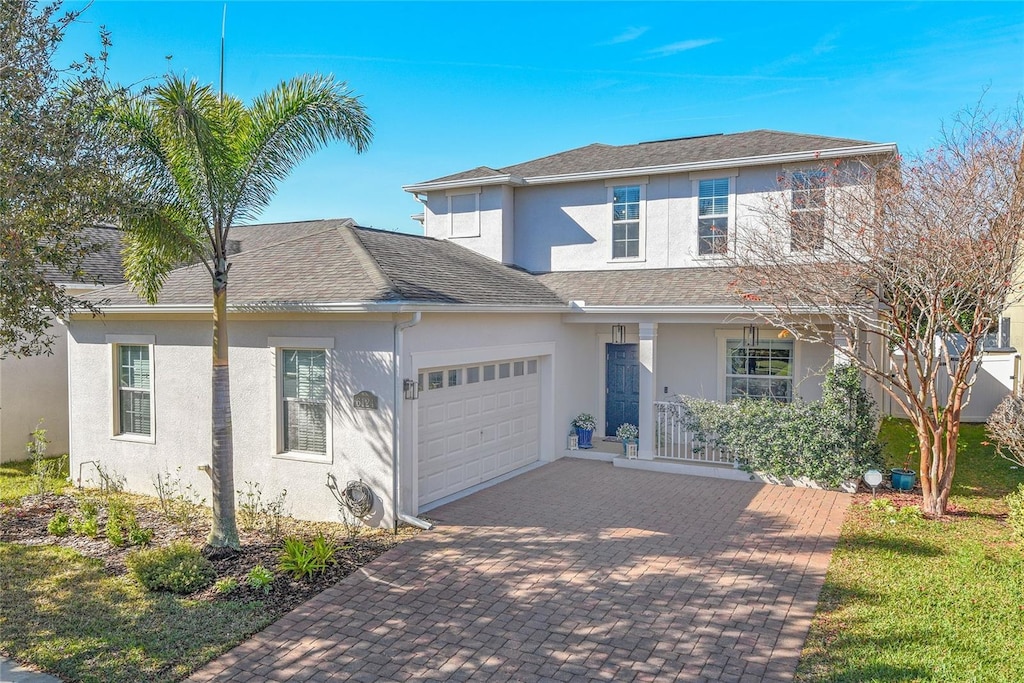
xmin=0 ymin=460 xmax=414 ymax=683
xmin=796 ymin=419 xmax=1024 ymax=682
xmin=0 ymin=456 xmax=69 ymax=502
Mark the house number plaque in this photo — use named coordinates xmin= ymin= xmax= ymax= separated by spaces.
xmin=352 ymin=391 xmax=379 ymax=411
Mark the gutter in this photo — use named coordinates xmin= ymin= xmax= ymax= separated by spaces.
xmin=392 ymin=312 xmax=432 ymax=531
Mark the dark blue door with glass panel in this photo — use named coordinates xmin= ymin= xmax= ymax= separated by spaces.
xmin=605 ymin=343 xmax=639 ymax=437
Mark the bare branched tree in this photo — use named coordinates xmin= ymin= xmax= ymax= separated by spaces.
xmin=987 ymin=394 xmax=1024 ymax=469
xmin=728 ymin=105 xmax=1024 ymax=517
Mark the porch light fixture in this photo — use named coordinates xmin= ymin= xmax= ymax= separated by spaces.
xmin=403 ymin=379 xmax=419 ymax=400
xmin=742 ymin=325 xmax=759 ymax=348
xmin=611 ymin=324 xmax=626 ymax=344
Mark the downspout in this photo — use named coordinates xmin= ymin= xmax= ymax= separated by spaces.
xmin=393 ymin=312 xmax=432 ymax=531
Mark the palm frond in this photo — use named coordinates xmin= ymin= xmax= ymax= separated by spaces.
xmin=120 ymin=206 xmax=208 ymax=304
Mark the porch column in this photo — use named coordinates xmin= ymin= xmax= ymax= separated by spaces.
xmin=638 ymin=322 xmax=658 ymax=460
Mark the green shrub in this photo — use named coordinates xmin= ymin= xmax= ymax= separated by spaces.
xmin=1006 ymin=484 xmax=1024 ymax=540
xmin=237 ymin=481 xmax=289 ymax=535
xmin=214 ymin=577 xmax=238 ymax=595
xmin=247 ymin=564 xmax=273 ymax=593
xmin=127 ymin=542 xmax=215 ymax=594
xmin=106 ymin=519 xmax=125 ymax=547
xmin=47 ymin=511 xmax=71 ymax=536
xmin=153 ymin=467 xmax=207 ymax=530
xmin=675 ymin=366 xmax=881 ymax=488
xmin=278 ymin=535 xmax=337 ymax=579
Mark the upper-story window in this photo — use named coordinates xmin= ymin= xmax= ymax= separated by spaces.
xmin=791 ymin=171 xmax=826 ymax=251
xmin=698 ymin=178 xmax=729 ymax=255
xmin=611 ymin=185 xmax=641 ymax=259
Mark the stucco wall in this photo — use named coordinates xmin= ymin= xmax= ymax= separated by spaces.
xmin=68 ymin=315 xmax=397 ymax=526
xmin=423 ymin=185 xmax=514 ymax=263
xmin=0 ymin=319 xmax=70 ymax=462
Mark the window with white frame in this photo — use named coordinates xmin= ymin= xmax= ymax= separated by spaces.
xmin=611 ymin=185 xmax=640 ymax=259
xmin=725 ymin=339 xmax=793 ymax=402
xmin=698 ymin=178 xmax=729 ymax=255
xmin=116 ymin=344 xmax=152 ymax=436
xmin=791 ymin=170 xmax=827 ymax=251
xmin=281 ymin=349 xmax=327 ymax=454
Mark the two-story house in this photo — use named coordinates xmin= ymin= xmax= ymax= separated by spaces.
xmin=65 ymin=130 xmax=896 ymax=528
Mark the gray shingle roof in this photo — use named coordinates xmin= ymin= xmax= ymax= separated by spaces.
xmin=88 ymin=220 xmax=565 ymax=308
xmin=536 ymin=267 xmax=749 ymax=307
xmin=41 ymin=224 xmax=126 ymax=286
xmin=415 ymin=129 xmax=884 ymax=186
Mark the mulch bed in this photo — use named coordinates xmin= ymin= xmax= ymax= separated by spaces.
xmin=0 ymin=491 xmax=419 ymax=615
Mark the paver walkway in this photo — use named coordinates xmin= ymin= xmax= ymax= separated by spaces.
xmin=190 ymin=459 xmax=850 ymax=682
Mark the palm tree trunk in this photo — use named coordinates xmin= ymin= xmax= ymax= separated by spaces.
xmin=208 ymin=275 xmax=240 ymax=550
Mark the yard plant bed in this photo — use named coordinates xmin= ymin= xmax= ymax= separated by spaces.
xmin=796 ymin=420 xmax=1024 ymax=682
xmin=0 ymin=480 xmax=418 ymax=683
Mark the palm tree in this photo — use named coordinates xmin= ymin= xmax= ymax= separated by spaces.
xmin=111 ymin=73 xmax=372 ymax=549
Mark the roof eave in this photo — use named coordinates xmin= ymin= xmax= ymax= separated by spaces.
xmin=73 ymin=301 xmax=572 ymax=316
xmin=402 ymin=174 xmax=526 ymax=193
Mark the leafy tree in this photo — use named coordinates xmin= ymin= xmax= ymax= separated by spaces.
xmin=0 ymin=0 xmax=130 ymax=357
xmin=728 ymin=105 xmax=1024 ymax=517
xmin=109 ymin=74 xmax=372 ymax=549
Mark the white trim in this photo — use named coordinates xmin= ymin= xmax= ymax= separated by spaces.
xmin=689 ymin=168 xmax=738 ymax=180
xmin=84 ymin=302 xmax=572 ymax=315
xmin=448 ymin=191 xmax=481 ymax=238
xmin=402 ymin=144 xmax=897 ymax=192
xmin=605 ymin=176 xmax=649 ymax=187
xmin=267 ymin=336 xmax=335 ymax=349
xmin=411 ymin=341 xmax=556 ymax=372
xmin=105 ymin=334 xmax=155 ymax=345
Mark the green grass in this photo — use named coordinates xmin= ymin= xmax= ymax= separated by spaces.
xmin=0 ymin=544 xmax=271 ymax=683
xmin=0 ymin=456 xmax=69 ymax=503
xmin=797 ymin=419 xmax=1024 ymax=682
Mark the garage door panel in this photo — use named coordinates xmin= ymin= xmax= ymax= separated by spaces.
xmin=418 ymin=357 xmax=541 ymax=506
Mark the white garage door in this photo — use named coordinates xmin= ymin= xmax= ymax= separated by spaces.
xmin=417 ymin=357 xmax=540 ymax=507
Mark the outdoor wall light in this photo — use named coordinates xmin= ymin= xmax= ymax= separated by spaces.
xmin=611 ymin=324 xmax=626 ymax=344
xmin=403 ymin=379 xmax=419 ymax=400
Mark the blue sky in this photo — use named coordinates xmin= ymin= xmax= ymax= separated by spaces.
xmin=62 ymin=1 xmax=1023 ymax=234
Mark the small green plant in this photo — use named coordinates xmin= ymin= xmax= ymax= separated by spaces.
xmin=93 ymin=462 xmax=126 ymax=495
xmin=572 ymin=413 xmax=596 ymax=431
xmin=127 ymin=542 xmax=215 ymax=594
xmin=1006 ymin=484 xmax=1024 ymax=540
xmin=106 ymin=518 xmax=125 ymax=547
xmin=237 ymin=481 xmax=289 ymax=535
xmin=127 ymin=524 xmax=154 ymax=546
xmin=868 ymin=498 xmax=895 ymax=512
xmin=615 ymin=423 xmax=639 ymax=440
xmin=70 ymin=498 xmax=101 ymax=538
xmin=246 ymin=564 xmax=274 ymax=593
xmin=153 ymin=467 xmax=207 ymax=530
xmin=26 ymin=420 xmax=62 ymax=496
xmin=278 ymin=535 xmax=338 ymax=580
xmin=214 ymin=577 xmax=239 ymax=595
xmin=47 ymin=511 xmax=71 ymax=536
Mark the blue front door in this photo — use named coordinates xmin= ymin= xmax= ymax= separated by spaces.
xmin=605 ymin=343 xmax=639 ymax=437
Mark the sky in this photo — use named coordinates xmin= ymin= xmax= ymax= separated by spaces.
xmin=60 ymin=1 xmax=1024 ymax=235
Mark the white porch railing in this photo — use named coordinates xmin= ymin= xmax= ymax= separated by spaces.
xmin=655 ymin=401 xmax=736 ymax=465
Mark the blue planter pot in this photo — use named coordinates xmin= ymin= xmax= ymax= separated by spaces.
xmin=575 ymin=427 xmax=594 ymax=449
xmin=891 ymin=468 xmax=916 ymax=491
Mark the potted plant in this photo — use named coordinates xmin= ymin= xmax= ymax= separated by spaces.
xmin=616 ymin=423 xmax=639 ymax=456
xmin=572 ymin=413 xmax=596 ymax=449
xmin=890 ymin=449 xmax=917 ymax=491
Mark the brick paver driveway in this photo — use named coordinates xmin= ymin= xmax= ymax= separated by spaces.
xmin=190 ymin=459 xmax=850 ymax=682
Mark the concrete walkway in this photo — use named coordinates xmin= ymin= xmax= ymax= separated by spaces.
xmin=190 ymin=459 xmax=850 ymax=682
xmin=0 ymin=657 xmax=63 ymax=683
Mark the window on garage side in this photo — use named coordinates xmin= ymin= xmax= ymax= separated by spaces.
xmin=281 ymin=349 xmax=327 ymax=454
xmin=116 ymin=344 xmax=152 ymax=437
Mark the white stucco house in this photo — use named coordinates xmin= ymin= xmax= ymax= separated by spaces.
xmin=66 ymin=130 xmax=898 ymax=528
xmin=1 ymin=225 xmax=124 ymax=462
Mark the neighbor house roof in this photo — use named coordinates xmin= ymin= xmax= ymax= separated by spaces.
xmin=405 ymin=129 xmax=896 ymax=191
xmin=85 ymin=219 xmax=566 ymax=310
